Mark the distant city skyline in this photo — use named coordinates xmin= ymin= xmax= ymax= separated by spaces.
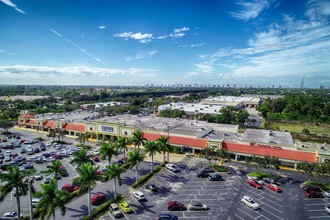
xmin=0 ymin=0 xmax=329 ymax=88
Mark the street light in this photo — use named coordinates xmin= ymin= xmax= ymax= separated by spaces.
xmin=166 ymin=125 xmax=170 ymax=163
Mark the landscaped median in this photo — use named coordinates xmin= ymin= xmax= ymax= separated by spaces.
xmin=300 ymin=181 xmax=330 ymax=191
xmin=247 ymin=171 xmax=277 ymax=179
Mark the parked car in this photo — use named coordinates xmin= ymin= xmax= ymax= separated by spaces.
xmin=167 ymin=201 xmax=185 ymax=211
xmin=91 ymin=193 xmax=105 ymax=205
xmin=14 ymin=156 xmax=26 ymax=163
xmin=200 ymin=166 xmax=215 ymax=173
xmin=267 ymin=184 xmax=282 ymax=193
xmin=326 ymin=205 xmax=330 ymax=215
xmin=20 ymin=148 xmax=26 ymax=154
xmin=197 ymin=171 xmax=209 ymax=178
xmin=241 ymin=196 xmax=260 ymax=210
xmin=305 ymin=190 xmax=324 ymax=198
xmin=4 ymin=156 xmax=12 ymax=162
xmin=96 ymin=167 xmax=107 ymax=175
xmin=43 ymin=175 xmax=51 ymax=184
xmin=263 ymin=177 xmax=275 ymax=184
xmin=208 ymin=173 xmax=223 ymax=181
xmin=32 ymin=198 xmax=41 ymax=208
xmin=323 ymin=191 xmax=330 ymax=198
xmin=187 ymin=202 xmax=208 ymax=210
xmin=91 ymin=148 xmax=99 ymax=155
xmin=146 ymin=183 xmax=157 ymax=191
xmin=119 ymin=201 xmax=132 ymax=213
xmin=133 ymin=191 xmax=145 ymax=200
xmin=34 ymin=173 xmax=43 ymax=180
xmin=27 ymin=149 xmax=34 ymax=155
xmin=165 ymin=164 xmax=179 ymax=172
xmin=62 ymin=184 xmax=79 ymax=193
xmin=0 ymin=153 xmax=4 ymax=159
xmin=247 ymin=179 xmax=263 ymax=189
xmin=12 ymin=187 xmax=23 ymax=197
xmin=93 ymin=156 xmax=100 ymax=162
xmin=109 ymin=203 xmax=122 ymax=218
xmin=303 ymin=185 xmax=322 ymax=192
xmin=158 ymin=213 xmax=179 ymax=220
xmin=2 ymin=211 xmax=22 ymax=219
xmin=22 ymin=163 xmax=33 ymax=169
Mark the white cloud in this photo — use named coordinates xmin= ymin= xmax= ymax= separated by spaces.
xmin=230 ymin=0 xmax=272 ymax=21
xmin=113 ymin=32 xmax=153 ymax=43
xmin=126 ymin=50 xmax=158 ymax=62
xmin=305 ymin=0 xmax=330 ymax=21
xmin=194 ymin=3 xmax=330 ymax=85
xmin=0 ymin=65 xmax=158 ymax=77
xmin=98 ymin=26 xmax=107 ymax=29
xmin=173 ymin=27 xmax=190 ymax=33
xmin=0 ymin=0 xmax=25 ymax=13
xmin=0 ymin=49 xmax=8 ymax=54
xmin=179 ymin=43 xmax=205 ymax=48
xmin=49 ymin=28 xmax=62 ymax=38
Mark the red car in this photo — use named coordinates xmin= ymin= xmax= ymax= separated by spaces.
xmin=93 ymin=156 xmax=100 ymax=162
xmin=167 ymin=201 xmax=185 ymax=211
xmin=305 ymin=190 xmax=324 ymax=198
xmin=247 ymin=179 xmax=263 ymax=189
xmin=267 ymin=184 xmax=282 ymax=193
xmin=91 ymin=193 xmax=105 ymax=205
xmin=52 ymin=154 xmax=62 ymax=159
xmin=62 ymin=184 xmax=79 ymax=193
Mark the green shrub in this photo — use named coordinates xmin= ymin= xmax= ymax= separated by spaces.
xmin=131 ymin=166 xmax=163 ymax=189
xmin=81 ymin=195 xmax=122 ymax=220
xmin=247 ymin=172 xmax=276 ymax=179
xmin=210 ymin=165 xmax=228 ymax=172
xmin=305 ymin=181 xmax=330 ymax=191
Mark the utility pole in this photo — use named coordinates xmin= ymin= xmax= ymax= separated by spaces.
xmin=28 ymin=178 xmax=34 ymax=220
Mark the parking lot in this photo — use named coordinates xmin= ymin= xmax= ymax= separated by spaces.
xmin=102 ymin=157 xmax=330 ymax=220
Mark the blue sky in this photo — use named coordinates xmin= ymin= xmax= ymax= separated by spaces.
xmin=0 ymin=0 xmax=329 ymax=88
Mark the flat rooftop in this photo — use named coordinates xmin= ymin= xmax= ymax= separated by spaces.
xmin=240 ymin=129 xmax=295 ymax=147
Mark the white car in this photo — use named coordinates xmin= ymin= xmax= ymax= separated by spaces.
xmin=323 ymin=191 xmax=330 ymax=198
xmin=34 ymin=173 xmax=43 ymax=180
xmin=92 ymin=148 xmax=99 ymax=155
xmin=187 ymin=202 xmax=208 ymax=210
xmin=32 ymin=198 xmax=41 ymax=208
xmin=133 ymin=191 xmax=145 ymax=201
xmin=326 ymin=205 xmax=330 ymax=215
xmin=5 ymin=151 xmax=12 ymax=157
xmin=165 ymin=164 xmax=179 ymax=172
xmin=241 ymin=196 xmax=260 ymax=210
xmin=4 ymin=156 xmax=12 ymax=162
xmin=19 ymin=166 xmax=25 ymax=172
xmin=3 ymin=211 xmax=22 ymax=219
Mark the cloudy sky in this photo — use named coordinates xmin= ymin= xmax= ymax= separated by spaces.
xmin=0 ymin=0 xmax=329 ymax=88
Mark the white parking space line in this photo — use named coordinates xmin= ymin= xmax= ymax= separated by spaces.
xmin=236 ymin=207 xmax=261 ymax=219
xmin=260 ymin=208 xmax=284 ymax=220
xmin=259 ymin=201 xmax=283 ymax=213
xmin=234 ymin=214 xmax=245 ymax=220
xmin=307 ymin=209 xmax=327 ymax=212
xmin=263 ymin=191 xmax=283 ymax=202
xmin=306 ymin=203 xmax=327 ymax=206
xmin=309 ymin=216 xmax=330 ymax=219
xmin=258 ymin=197 xmax=283 ymax=208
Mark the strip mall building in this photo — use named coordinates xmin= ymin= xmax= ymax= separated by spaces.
xmin=18 ymin=111 xmax=329 ymax=169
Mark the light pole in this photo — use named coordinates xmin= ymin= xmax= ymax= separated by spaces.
xmin=166 ymin=125 xmax=170 ymax=163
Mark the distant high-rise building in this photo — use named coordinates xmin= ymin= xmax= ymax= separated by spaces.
xmin=320 ymin=86 xmax=325 ymax=89
xmin=300 ymin=76 xmax=305 ymax=89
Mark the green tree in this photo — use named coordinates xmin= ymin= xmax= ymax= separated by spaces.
xmin=302 ymin=128 xmax=310 ymax=135
xmin=34 ymin=179 xmax=68 ymax=220
xmin=73 ymin=163 xmax=101 ymax=218
xmin=105 ymin=163 xmax=124 ymax=199
xmin=297 ymin=161 xmax=317 ymax=183
xmin=0 ymin=166 xmax=31 ymax=220
xmin=127 ymin=149 xmax=145 ymax=185
xmin=99 ymin=141 xmax=118 ymax=165
xmin=46 ymin=160 xmax=63 ymax=189
xmin=144 ymin=140 xmax=160 ymax=172
xmin=235 ymin=110 xmax=249 ymax=125
xmin=132 ymin=130 xmax=146 ymax=150
xmin=77 ymin=132 xmax=88 ymax=144
xmin=117 ymin=137 xmax=128 ymax=159
xmin=0 ymin=119 xmax=13 ymax=131
xmin=156 ymin=136 xmax=171 ymax=163
xmin=47 ymin=130 xmax=56 ymax=142
xmin=201 ymin=147 xmax=215 ymax=165
xmin=70 ymin=149 xmax=93 ymax=167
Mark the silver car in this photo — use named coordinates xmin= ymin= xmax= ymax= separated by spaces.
xmin=187 ymin=202 xmax=208 ymax=210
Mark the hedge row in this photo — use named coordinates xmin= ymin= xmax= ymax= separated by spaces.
xmin=302 ymin=181 xmax=330 ymax=191
xmin=210 ymin=165 xmax=228 ymax=172
xmin=131 ymin=165 xmax=163 ymax=189
xmin=81 ymin=194 xmax=122 ymax=220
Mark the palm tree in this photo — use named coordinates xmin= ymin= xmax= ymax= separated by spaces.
xmin=144 ymin=140 xmax=160 ymax=172
xmin=47 ymin=130 xmax=56 ymax=142
xmin=117 ymin=137 xmax=128 ymax=159
xmin=34 ymin=179 xmax=67 ymax=220
xmin=127 ymin=149 xmax=145 ymax=185
xmin=0 ymin=166 xmax=31 ymax=220
xmin=157 ymin=136 xmax=171 ymax=163
xmin=46 ymin=160 xmax=63 ymax=189
xmin=77 ymin=132 xmax=88 ymax=145
xmin=99 ymin=141 xmax=118 ymax=165
xmin=70 ymin=149 xmax=93 ymax=167
xmin=132 ymin=130 xmax=146 ymax=150
xmin=105 ymin=163 xmax=124 ymax=199
xmin=73 ymin=163 xmax=101 ymax=218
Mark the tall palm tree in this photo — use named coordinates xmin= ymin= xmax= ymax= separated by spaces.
xmin=34 ymin=179 xmax=68 ymax=220
xmin=47 ymin=130 xmax=56 ymax=142
xmin=73 ymin=163 xmax=100 ymax=218
xmin=127 ymin=149 xmax=145 ymax=185
xmin=0 ymin=166 xmax=31 ymax=220
xmin=70 ymin=149 xmax=93 ymax=167
xmin=117 ymin=137 xmax=128 ymax=159
xmin=77 ymin=132 xmax=88 ymax=145
xmin=99 ymin=142 xmax=118 ymax=165
xmin=144 ymin=140 xmax=160 ymax=172
xmin=132 ymin=130 xmax=146 ymax=150
xmin=157 ymin=136 xmax=171 ymax=163
xmin=46 ymin=160 xmax=63 ymax=189
xmin=105 ymin=163 xmax=124 ymax=199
